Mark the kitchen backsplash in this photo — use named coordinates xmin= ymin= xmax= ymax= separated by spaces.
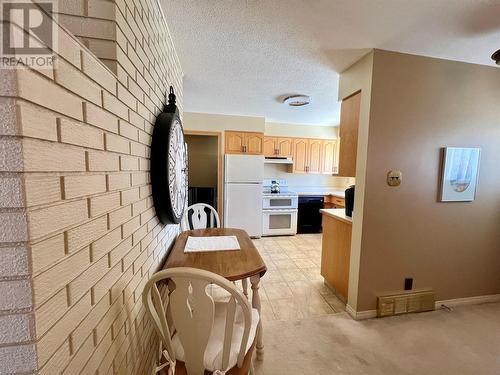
xmin=264 ymin=164 xmax=354 ymax=188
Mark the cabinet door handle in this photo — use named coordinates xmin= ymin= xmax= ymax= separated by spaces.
xmin=244 ymin=146 xmax=247 ymax=152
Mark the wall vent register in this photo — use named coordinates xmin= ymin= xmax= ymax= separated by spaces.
xmin=377 ymin=289 xmax=435 ymax=317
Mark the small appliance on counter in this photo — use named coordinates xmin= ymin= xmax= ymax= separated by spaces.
xmin=262 ymin=179 xmax=298 ymax=236
xmin=345 ymin=185 xmax=355 ymax=217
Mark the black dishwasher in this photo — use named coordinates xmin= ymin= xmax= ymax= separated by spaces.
xmin=297 ymin=196 xmax=324 ymax=233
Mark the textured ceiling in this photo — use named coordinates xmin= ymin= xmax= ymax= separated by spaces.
xmin=160 ymin=0 xmax=500 ymax=126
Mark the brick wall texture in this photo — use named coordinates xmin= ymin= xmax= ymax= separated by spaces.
xmin=0 ymin=0 xmax=183 ymax=373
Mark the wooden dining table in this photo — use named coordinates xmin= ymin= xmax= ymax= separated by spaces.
xmin=162 ymin=227 xmax=267 ymax=360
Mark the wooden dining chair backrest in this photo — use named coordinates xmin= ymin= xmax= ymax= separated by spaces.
xmin=181 ymin=203 xmax=220 ymax=231
xmin=142 ymin=267 xmax=253 ymax=375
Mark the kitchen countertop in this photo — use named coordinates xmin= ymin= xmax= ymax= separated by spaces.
xmin=294 ymin=189 xmax=346 ymax=198
xmin=320 ymin=208 xmax=352 ymax=224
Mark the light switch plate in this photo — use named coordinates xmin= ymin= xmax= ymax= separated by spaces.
xmin=387 ymin=170 xmax=402 ymax=186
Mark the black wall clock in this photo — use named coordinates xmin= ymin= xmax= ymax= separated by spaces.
xmin=151 ymin=86 xmax=188 ymax=224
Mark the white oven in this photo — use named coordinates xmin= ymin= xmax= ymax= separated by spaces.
xmin=262 ymin=209 xmax=298 ymax=236
xmin=263 ymin=194 xmax=298 ymax=210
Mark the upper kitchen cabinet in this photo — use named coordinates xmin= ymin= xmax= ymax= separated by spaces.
xmin=225 ymin=131 xmax=264 ymax=154
xmin=292 ymin=138 xmax=338 ymax=174
xmin=263 ymin=136 xmax=294 ymax=157
xmin=338 ymin=91 xmax=361 ymax=177
xmin=263 ymin=137 xmax=277 ymax=156
xmin=225 ymin=131 xmax=246 ymax=153
xmin=276 ymin=137 xmax=293 ymax=157
xmin=322 ymin=139 xmax=338 ymax=174
xmin=307 ymin=139 xmax=323 ymax=174
xmin=245 ymin=132 xmax=264 ymax=154
xmin=292 ymin=138 xmax=308 ymax=172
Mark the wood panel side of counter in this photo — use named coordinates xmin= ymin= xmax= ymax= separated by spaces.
xmin=320 ymin=214 xmax=352 ymax=301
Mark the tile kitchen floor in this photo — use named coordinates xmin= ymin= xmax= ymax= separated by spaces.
xmin=251 ymin=234 xmax=346 ymax=322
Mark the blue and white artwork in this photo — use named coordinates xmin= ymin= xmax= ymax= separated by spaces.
xmin=440 ymin=147 xmax=481 ymax=202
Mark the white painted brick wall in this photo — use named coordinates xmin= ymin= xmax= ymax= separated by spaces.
xmin=0 ymin=0 xmax=183 ymax=373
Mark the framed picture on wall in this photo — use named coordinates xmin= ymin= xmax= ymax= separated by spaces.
xmin=440 ymin=147 xmax=481 ymax=202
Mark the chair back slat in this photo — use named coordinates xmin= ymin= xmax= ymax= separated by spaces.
xmin=181 ymin=203 xmax=220 ymax=231
xmin=221 ymin=295 xmax=236 ymax=369
xmin=170 ymin=277 xmax=214 ymax=375
xmin=142 ymin=268 xmax=253 ymax=375
xmin=144 ymin=283 xmax=176 ymax=364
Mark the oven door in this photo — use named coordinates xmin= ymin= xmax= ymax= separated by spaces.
xmin=263 ymin=195 xmax=298 ymax=210
xmin=262 ymin=209 xmax=298 ymax=236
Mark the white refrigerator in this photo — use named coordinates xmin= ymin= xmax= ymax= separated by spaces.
xmin=224 ymin=154 xmax=264 ymax=237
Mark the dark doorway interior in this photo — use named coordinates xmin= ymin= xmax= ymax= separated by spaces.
xmin=185 ymin=134 xmax=219 ymax=210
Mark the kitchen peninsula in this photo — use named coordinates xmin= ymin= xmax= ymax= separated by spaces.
xmin=320 ymin=208 xmax=352 ymax=301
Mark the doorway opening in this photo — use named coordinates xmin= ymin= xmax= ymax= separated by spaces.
xmin=185 ymin=131 xmax=222 ymax=219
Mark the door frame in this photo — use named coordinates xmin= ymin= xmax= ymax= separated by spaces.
xmin=184 ymin=130 xmax=223 ymax=222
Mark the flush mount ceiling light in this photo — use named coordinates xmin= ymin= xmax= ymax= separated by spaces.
xmin=283 ymin=95 xmax=311 ymax=107
xmin=492 ymin=49 xmax=500 ymax=65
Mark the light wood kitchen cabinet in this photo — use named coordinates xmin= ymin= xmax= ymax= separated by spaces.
xmin=292 ymin=138 xmax=308 ymax=173
xmin=225 ymin=131 xmax=264 ymax=155
xmin=292 ymin=138 xmax=337 ymax=174
xmin=263 ymin=137 xmax=294 ymax=157
xmin=246 ymin=132 xmax=264 ymax=154
xmin=338 ymin=91 xmax=361 ymax=177
xmin=263 ymin=137 xmax=276 ymax=156
xmin=308 ymin=139 xmax=323 ymax=174
xmin=321 ymin=209 xmax=352 ymax=301
xmin=225 ymin=131 xmax=246 ymax=154
xmin=277 ymin=137 xmax=293 ymax=157
xmin=322 ymin=140 xmax=338 ymax=174
xmin=324 ymin=195 xmax=345 ymax=209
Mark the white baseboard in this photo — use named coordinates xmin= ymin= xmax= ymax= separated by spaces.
xmin=346 ymin=304 xmax=377 ymax=320
xmin=435 ymin=293 xmax=500 ymax=309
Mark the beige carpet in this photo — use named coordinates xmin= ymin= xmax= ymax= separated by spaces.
xmin=254 ymin=302 xmax=500 ymax=375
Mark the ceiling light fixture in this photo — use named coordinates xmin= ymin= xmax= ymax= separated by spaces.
xmin=283 ymin=95 xmax=311 ymax=107
xmin=492 ymin=49 xmax=500 ymax=65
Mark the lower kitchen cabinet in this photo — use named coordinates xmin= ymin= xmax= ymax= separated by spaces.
xmin=320 ymin=209 xmax=352 ymax=301
xmin=324 ymin=195 xmax=345 ymax=209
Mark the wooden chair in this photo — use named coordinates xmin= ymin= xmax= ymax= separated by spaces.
xmin=142 ymin=267 xmax=259 ymax=375
xmin=181 ymin=204 xmax=220 ymax=231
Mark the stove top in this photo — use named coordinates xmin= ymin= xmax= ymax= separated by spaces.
xmin=262 ymin=178 xmax=297 ymax=197
xmin=262 ymin=189 xmax=298 ymax=197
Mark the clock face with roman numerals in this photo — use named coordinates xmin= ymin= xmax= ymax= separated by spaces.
xmin=150 ymin=97 xmax=188 ymax=225
xmin=167 ymin=119 xmax=187 ymax=220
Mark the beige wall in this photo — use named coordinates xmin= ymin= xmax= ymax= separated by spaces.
xmin=338 ymin=51 xmax=374 ymax=311
xmin=356 ymin=50 xmax=500 ymax=311
xmin=186 ymin=135 xmax=218 ymax=187
xmin=184 ymin=112 xmax=265 ymax=133
xmin=0 ymin=1 xmax=183 ymax=374
xmin=265 ymin=122 xmax=337 ymax=139
xmin=184 ymin=112 xmax=338 ymax=144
